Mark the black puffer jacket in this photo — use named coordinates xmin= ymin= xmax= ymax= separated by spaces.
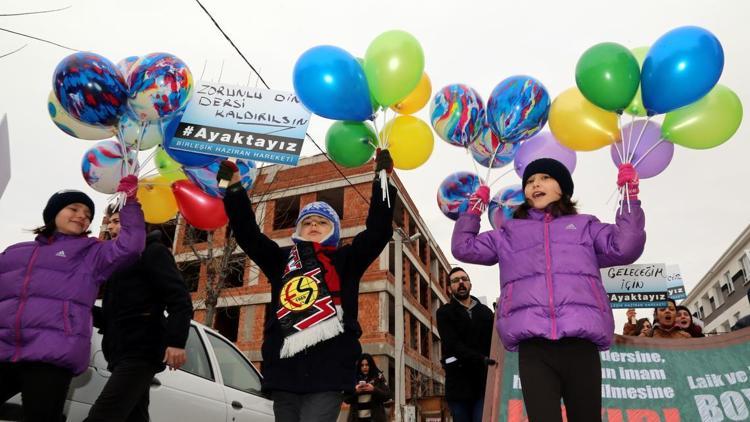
xmin=436 ymin=296 xmax=494 ymax=401
xmin=96 ymin=231 xmax=192 ymax=371
xmin=223 ymin=180 xmax=395 ymax=393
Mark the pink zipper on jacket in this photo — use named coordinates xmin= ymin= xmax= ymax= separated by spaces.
xmin=543 ymin=213 xmax=557 ymax=340
xmin=12 ymin=245 xmax=40 ymax=362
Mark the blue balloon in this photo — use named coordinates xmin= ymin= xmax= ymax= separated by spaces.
xmin=161 ymin=114 xmax=219 ymax=167
xmin=293 ymin=45 xmax=373 ymax=121
xmin=641 ymin=26 xmax=724 ymax=115
xmin=184 ymin=159 xmax=256 ymax=198
xmin=487 ymin=75 xmax=550 ymax=143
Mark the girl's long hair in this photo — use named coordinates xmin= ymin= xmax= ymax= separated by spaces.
xmin=357 ymin=353 xmax=381 ymax=381
xmin=513 ymin=194 xmax=578 ymax=219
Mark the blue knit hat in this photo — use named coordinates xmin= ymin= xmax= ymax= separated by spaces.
xmin=292 ymin=201 xmax=341 ymax=247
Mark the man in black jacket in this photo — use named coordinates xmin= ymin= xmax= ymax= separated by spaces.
xmin=436 ymin=267 xmax=495 ymax=422
xmin=218 ymin=151 xmax=395 ymax=422
xmin=86 ymin=208 xmax=193 ymax=422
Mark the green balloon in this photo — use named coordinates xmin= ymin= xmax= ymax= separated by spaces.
xmin=662 ymin=84 xmax=743 ymax=150
xmin=155 ymin=147 xmax=187 ymax=182
xmin=624 ymin=46 xmax=649 ymax=117
xmin=575 ymin=42 xmax=641 ymax=112
xmin=325 ymin=121 xmax=377 ymax=167
xmin=364 ymin=30 xmax=424 ymax=107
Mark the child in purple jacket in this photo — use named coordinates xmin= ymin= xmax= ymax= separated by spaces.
xmin=452 ymin=158 xmax=645 ymax=422
xmin=0 ymin=177 xmax=145 ymax=422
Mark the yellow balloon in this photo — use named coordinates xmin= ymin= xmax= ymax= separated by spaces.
xmin=391 ymin=73 xmax=432 ymax=115
xmin=380 ymin=115 xmax=434 ymax=170
xmin=137 ymin=175 xmax=178 ymax=223
xmin=549 ymin=87 xmax=620 ymax=151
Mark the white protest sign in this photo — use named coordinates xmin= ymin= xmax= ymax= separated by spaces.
xmin=601 ymin=263 xmax=669 ymax=308
xmin=666 ymin=264 xmax=687 ymax=300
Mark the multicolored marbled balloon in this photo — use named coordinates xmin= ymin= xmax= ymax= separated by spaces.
xmin=437 ymin=171 xmax=484 ymax=221
xmin=117 ymin=112 xmax=164 ymax=150
xmin=429 ymin=84 xmax=485 ymax=147
xmin=127 ymin=52 xmax=193 ymax=121
xmin=53 ymin=52 xmax=128 ymax=127
xmin=469 ymin=123 xmax=520 ymax=168
xmin=184 ymin=159 xmax=257 ymax=198
xmin=488 ymin=184 xmax=525 ymax=230
xmin=487 ymin=75 xmax=550 ymax=143
xmin=117 ymin=56 xmax=140 ymax=78
xmin=48 ymin=90 xmax=115 ymax=140
xmin=81 ymin=140 xmax=138 ymax=194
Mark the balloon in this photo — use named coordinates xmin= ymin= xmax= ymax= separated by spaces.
xmin=514 ymin=132 xmax=576 ymax=178
xmin=155 ymin=147 xmax=188 ymax=182
xmin=549 ymin=87 xmax=620 ymax=151
xmin=488 ymin=185 xmax=525 ymax=230
xmin=293 ymin=46 xmax=372 ymax=121
xmin=364 ymin=30 xmax=424 ymax=106
xmin=117 ymin=113 xmax=164 ymax=150
xmin=624 ymin=46 xmax=649 ymax=117
xmin=47 ymin=90 xmax=115 ymax=140
xmin=611 ymin=120 xmax=673 ymax=178
xmin=53 ymin=52 xmax=128 ymax=126
xmin=137 ymin=175 xmax=178 ymax=224
xmin=469 ymin=123 xmax=519 ymax=168
xmin=662 ymin=84 xmax=743 ymax=150
xmin=392 ymin=73 xmax=432 ymax=115
xmin=641 ymin=26 xmax=724 ymax=115
xmin=487 ymin=76 xmax=550 ymax=143
xmin=184 ymin=159 xmax=257 ymax=198
xmin=81 ymin=140 xmax=138 ymax=194
xmin=381 ymin=116 xmax=434 ymax=170
xmin=162 ymin=115 xmax=219 ymax=167
xmin=575 ymin=42 xmax=640 ymax=112
xmin=116 ymin=56 xmax=140 ymax=78
xmin=325 ymin=121 xmax=377 ymax=168
xmin=429 ymin=84 xmax=485 ymax=147
xmin=127 ymin=52 xmax=193 ymax=121
xmin=436 ymin=172 xmax=484 ymax=221
xmin=172 ymin=180 xmax=228 ymax=231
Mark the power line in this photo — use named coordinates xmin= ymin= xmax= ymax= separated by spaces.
xmin=0 ymin=27 xmax=78 ymax=51
xmin=0 ymin=43 xmax=26 ymax=59
xmin=0 ymin=5 xmax=72 ymax=17
xmin=192 ymin=0 xmax=370 ymax=205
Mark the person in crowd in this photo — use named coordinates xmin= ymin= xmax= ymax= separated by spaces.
xmin=675 ymin=305 xmax=705 ymax=338
xmin=218 ymin=151 xmax=395 ymax=422
xmin=452 ymin=159 xmax=645 ymax=422
xmin=0 ymin=178 xmax=145 ymax=421
xmin=85 ymin=207 xmax=193 ymax=422
xmin=634 ymin=318 xmax=653 ymax=337
xmin=643 ymin=299 xmax=691 ymax=339
xmin=436 ymin=267 xmax=495 ymax=422
xmin=622 ymin=308 xmax=639 ymax=336
xmin=344 ymin=354 xmax=391 ymax=422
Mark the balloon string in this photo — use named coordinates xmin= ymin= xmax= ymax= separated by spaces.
xmin=485 ymin=140 xmax=504 ymax=183
xmin=612 ymin=115 xmax=626 ymax=165
xmin=626 ymin=114 xmax=636 ymax=161
xmin=466 ymin=148 xmax=481 ymax=180
xmin=632 ymin=137 xmax=665 ymax=168
xmin=488 ymin=167 xmax=514 ymax=188
xmin=628 ymin=115 xmax=651 ymax=164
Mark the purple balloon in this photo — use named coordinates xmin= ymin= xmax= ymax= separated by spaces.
xmin=610 ymin=120 xmax=673 ymax=179
xmin=514 ymin=132 xmax=577 ymax=178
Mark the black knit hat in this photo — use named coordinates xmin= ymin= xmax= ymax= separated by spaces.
xmin=522 ymin=158 xmax=574 ymax=197
xmin=43 ymin=190 xmax=95 ymax=227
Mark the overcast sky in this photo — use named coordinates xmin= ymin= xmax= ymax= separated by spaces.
xmin=0 ymin=0 xmax=748 ymax=332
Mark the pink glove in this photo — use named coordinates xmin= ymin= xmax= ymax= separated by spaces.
xmin=617 ymin=163 xmax=639 ymax=200
xmin=117 ymin=175 xmax=139 ymax=200
xmin=467 ymin=185 xmax=490 ymax=216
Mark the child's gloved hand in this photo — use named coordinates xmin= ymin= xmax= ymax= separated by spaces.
xmin=466 ymin=185 xmax=490 ymax=216
xmin=374 ymin=148 xmax=394 ymax=174
xmin=216 ymin=160 xmax=240 ymax=184
xmin=617 ymin=163 xmax=639 ymax=200
xmin=116 ymin=175 xmax=139 ymax=200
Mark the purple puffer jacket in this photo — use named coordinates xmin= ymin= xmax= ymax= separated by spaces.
xmin=0 ymin=201 xmax=145 ymax=374
xmin=452 ymin=202 xmax=645 ymax=352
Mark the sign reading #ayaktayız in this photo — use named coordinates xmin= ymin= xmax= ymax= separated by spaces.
xmin=169 ymin=82 xmax=311 ymax=165
xmin=600 ymin=264 xmax=668 ymax=308
xmin=665 ymin=264 xmax=687 ymax=300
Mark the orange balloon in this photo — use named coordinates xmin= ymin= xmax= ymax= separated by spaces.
xmin=391 ymin=73 xmax=432 ymax=115
xmin=137 ymin=175 xmax=178 ymax=223
xmin=549 ymin=87 xmax=620 ymax=151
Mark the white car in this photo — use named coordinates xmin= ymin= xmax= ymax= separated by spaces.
xmin=1 ymin=321 xmax=274 ymax=421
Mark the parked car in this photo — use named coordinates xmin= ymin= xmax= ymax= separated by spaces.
xmin=1 ymin=320 xmax=274 ymax=421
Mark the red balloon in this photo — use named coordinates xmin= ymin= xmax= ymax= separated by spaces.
xmin=172 ymin=180 xmax=228 ymax=231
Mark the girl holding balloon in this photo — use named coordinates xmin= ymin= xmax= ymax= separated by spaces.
xmin=0 ymin=178 xmax=145 ymax=421
xmin=452 ymin=158 xmax=645 ymax=421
